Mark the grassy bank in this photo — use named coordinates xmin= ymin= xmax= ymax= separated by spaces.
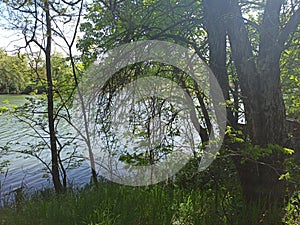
xmin=0 ymin=182 xmax=288 ymax=225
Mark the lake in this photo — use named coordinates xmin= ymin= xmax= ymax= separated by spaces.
xmin=0 ymin=95 xmax=93 ymax=205
xmin=0 ymin=93 xmax=227 ymax=203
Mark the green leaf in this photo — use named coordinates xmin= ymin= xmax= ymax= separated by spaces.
xmin=282 ymin=147 xmax=294 ymax=155
xmin=279 ymin=172 xmax=291 ymax=181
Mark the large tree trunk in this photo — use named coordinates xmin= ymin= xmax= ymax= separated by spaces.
xmin=227 ymin=0 xmax=287 ymax=203
xmin=204 ymin=0 xmax=289 ymax=203
xmin=255 ymin=0 xmax=287 ymax=146
xmin=202 ymin=0 xmax=237 ymax=129
xmin=225 ymin=0 xmax=287 ymax=146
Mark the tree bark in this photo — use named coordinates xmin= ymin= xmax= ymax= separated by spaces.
xmin=202 ymin=0 xmax=291 ymax=203
xmin=226 ymin=0 xmax=288 ymax=203
xmin=255 ymin=0 xmax=287 ymax=146
xmin=224 ymin=0 xmax=287 ymax=146
xmin=202 ymin=0 xmax=237 ymax=129
xmin=45 ymin=0 xmax=63 ymax=193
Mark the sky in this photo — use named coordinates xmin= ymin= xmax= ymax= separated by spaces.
xmin=0 ymin=27 xmax=23 ymax=53
xmin=0 ymin=3 xmax=83 ymax=56
xmin=0 ymin=26 xmax=82 ymax=56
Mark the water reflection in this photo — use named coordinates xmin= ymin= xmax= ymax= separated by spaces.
xmin=0 ymin=95 xmax=93 ymax=205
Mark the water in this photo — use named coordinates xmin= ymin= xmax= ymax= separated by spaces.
xmin=0 ymin=93 xmax=230 ymax=203
xmin=0 ymin=95 xmax=93 ymax=205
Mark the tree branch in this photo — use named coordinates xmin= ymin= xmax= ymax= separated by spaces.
xmin=278 ymin=7 xmax=300 ymax=49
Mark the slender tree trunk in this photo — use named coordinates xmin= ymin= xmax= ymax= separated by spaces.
xmin=69 ymin=52 xmax=98 ymax=185
xmin=45 ymin=0 xmax=63 ymax=193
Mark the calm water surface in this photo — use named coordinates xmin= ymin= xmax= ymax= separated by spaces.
xmin=0 ymin=95 xmax=92 ymax=204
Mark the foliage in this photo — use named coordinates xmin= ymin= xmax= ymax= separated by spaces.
xmin=171 ymin=195 xmax=195 ymax=225
xmin=89 ymin=56 xmax=214 ymax=172
xmin=238 ymin=144 xmax=293 ymax=162
xmin=0 ymin=1 xmax=300 ymax=223
xmin=283 ymin=192 xmax=300 ymax=225
xmin=0 ymin=49 xmax=35 ymax=94
xmin=51 ymin=53 xmax=76 ymax=100
xmin=0 ymin=179 xmax=285 ymax=225
xmin=281 ymin=36 xmax=300 ymax=120
xmin=0 ymin=53 xmax=82 ymax=187
xmin=282 ymin=156 xmax=300 ymax=187
xmin=0 ymin=49 xmax=76 ymax=95
xmin=78 ymin=0 xmax=205 ymax=65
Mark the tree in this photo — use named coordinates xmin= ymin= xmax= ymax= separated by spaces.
xmin=0 ymin=53 xmax=82 ymax=193
xmin=205 ymin=0 xmax=300 ymax=202
xmin=281 ymin=32 xmax=300 ymax=120
xmin=1 ymin=0 xmax=86 ymax=193
xmin=0 ymin=49 xmax=32 ymax=94
xmin=79 ymin=0 xmax=300 ymax=204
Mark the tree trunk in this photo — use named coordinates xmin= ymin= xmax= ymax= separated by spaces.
xmin=202 ymin=0 xmax=237 ymax=129
xmin=228 ymin=0 xmax=287 ymax=203
xmin=254 ymin=0 xmax=287 ymax=146
xmin=204 ymin=0 xmax=288 ymax=203
xmin=69 ymin=51 xmax=98 ymax=185
xmin=45 ymin=0 xmax=63 ymax=193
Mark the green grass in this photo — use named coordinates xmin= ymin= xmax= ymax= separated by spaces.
xmin=0 ymin=182 xmax=287 ymax=225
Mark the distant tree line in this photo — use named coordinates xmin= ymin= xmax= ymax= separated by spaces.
xmin=0 ymin=49 xmax=72 ymax=95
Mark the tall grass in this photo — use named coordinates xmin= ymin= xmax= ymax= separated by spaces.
xmin=0 ymin=181 xmax=286 ymax=225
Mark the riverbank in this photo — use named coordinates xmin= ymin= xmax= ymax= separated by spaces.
xmin=0 ymin=182 xmax=291 ymax=225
